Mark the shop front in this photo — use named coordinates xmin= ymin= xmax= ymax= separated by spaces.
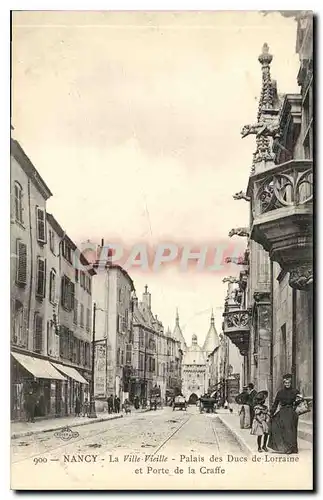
xmin=51 ymin=362 xmax=89 ymax=415
xmin=11 ymin=352 xmax=67 ymax=421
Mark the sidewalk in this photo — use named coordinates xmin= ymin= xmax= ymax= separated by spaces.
xmin=216 ymin=409 xmax=313 ymax=457
xmin=11 ymin=407 xmax=150 ymax=440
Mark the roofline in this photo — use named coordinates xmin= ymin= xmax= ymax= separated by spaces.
xmin=46 ymin=212 xmax=96 ymax=276
xmin=11 ymin=139 xmax=53 ymax=199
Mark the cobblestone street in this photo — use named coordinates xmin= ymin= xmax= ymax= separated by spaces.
xmin=11 ymin=406 xmax=312 ymax=490
xmin=11 ymin=407 xmax=244 ymax=466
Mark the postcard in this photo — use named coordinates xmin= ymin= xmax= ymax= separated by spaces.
xmin=10 ymin=10 xmax=313 ymax=490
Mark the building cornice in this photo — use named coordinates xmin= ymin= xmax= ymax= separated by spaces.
xmin=11 ymin=139 xmax=53 ymax=200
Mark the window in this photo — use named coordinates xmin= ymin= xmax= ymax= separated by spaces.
xmin=34 ymin=314 xmax=43 ymax=353
xmin=14 ymin=182 xmax=23 ymax=223
xmin=303 ymin=85 xmax=313 ymax=159
xmin=87 ymin=276 xmax=91 ymax=295
xmin=61 ymin=276 xmax=74 ymax=310
xmin=49 ymin=230 xmax=55 ymax=253
xmin=62 ymin=240 xmax=73 ymax=264
xmin=80 ymin=340 xmax=84 ymax=365
xmin=117 ymin=348 xmax=121 ymax=366
xmin=75 ymin=269 xmax=79 ymax=282
xmin=36 ymin=207 xmax=46 ymax=243
xmin=49 ymin=269 xmax=56 ymax=303
xmin=139 ymin=353 xmax=144 ymax=371
xmin=126 ymin=344 xmax=132 ymax=365
xmin=121 ymin=350 xmax=124 ymax=366
xmin=16 ymin=239 xmax=27 ymax=286
xmin=73 ymin=299 xmax=78 ymax=324
xmin=86 ymin=308 xmax=90 ymax=331
xmin=118 ymin=288 xmax=122 ymax=302
xmin=80 ymin=304 xmax=84 ymax=327
xmin=80 ymin=271 xmax=85 ymax=288
xmin=12 ymin=300 xmax=24 ymax=345
xmin=139 ymin=329 xmax=144 ymax=347
xmin=36 ymin=257 xmax=46 ymax=299
xmin=125 ymin=309 xmax=129 ymax=329
xmin=76 ymin=339 xmax=80 ymax=364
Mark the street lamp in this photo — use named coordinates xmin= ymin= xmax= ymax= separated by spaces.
xmin=89 ymin=302 xmax=98 ymax=418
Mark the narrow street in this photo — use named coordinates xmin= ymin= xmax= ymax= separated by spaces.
xmin=11 ymin=406 xmax=248 ymax=488
xmin=12 ymin=406 xmax=244 ymax=464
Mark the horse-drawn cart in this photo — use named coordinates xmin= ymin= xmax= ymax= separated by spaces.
xmin=173 ymin=395 xmax=187 ymax=411
xmin=199 ymin=396 xmax=216 ymax=413
xmin=149 ymin=386 xmax=162 ymax=410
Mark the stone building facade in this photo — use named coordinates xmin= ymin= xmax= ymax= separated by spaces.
xmin=131 ymin=287 xmax=182 ymax=402
xmin=180 ymin=312 xmax=222 ymax=403
xmin=89 ymin=241 xmax=136 ymax=404
xmin=10 ymin=138 xmax=93 ymax=421
xmin=222 ymin=13 xmax=313 ymax=415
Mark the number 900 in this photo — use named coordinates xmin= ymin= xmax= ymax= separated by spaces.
xmin=33 ymin=457 xmax=47 ymax=465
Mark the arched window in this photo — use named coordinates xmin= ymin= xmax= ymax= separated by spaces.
xmin=14 ymin=181 xmax=23 ymax=223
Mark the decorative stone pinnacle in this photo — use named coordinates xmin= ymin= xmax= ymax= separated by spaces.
xmin=258 ymin=43 xmax=273 ymax=65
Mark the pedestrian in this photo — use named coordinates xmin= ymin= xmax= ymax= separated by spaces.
xmin=247 ymin=383 xmax=257 ymax=423
xmin=250 ymin=391 xmax=270 ymax=452
xmin=236 ymin=386 xmax=251 ymax=429
xmin=82 ymin=397 xmax=89 ymax=417
xmin=115 ymin=396 xmax=120 ymax=413
xmin=113 ymin=395 xmax=118 ymax=413
xmin=268 ymin=374 xmax=306 ymax=454
xmin=75 ymin=396 xmax=81 ymax=417
xmin=134 ymin=395 xmax=140 ymax=410
xmin=25 ymin=391 xmax=36 ymax=423
xmin=107 ymin=394 xmax=113 ymax=414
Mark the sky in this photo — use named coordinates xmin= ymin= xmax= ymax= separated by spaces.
xmin=11 ymin=10 xmax=300 ymax=347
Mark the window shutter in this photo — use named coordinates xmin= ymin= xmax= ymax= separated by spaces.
xmin=36 ymin=207 xmax=46 ymax=243
xmin=74 ymin=298 xmax=78 ymax=324
xmin=22 ymin=306 xmax=28 ymax=348
xmin=36 ymin=258 xmax=46 ymax=298
xmin=34 ymin=315 xmax=43 ymax=353
xmin=70 ymin=282 xmax=75 ymax=310
xmin=16 ymin=240 xmax=27 ymax=285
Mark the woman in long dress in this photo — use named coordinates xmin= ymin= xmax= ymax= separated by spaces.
xmin=268 ymin=374 xmax=302 ymax=454
xmin=235 ymin=386 xmax=251 ymax=429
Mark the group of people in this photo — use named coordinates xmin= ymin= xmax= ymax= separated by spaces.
xmin=107 ymin=394 xmax=121 ymax=414
xmin=236 ymin=374 xmax=306 ymax=454
xmin=75 ymin=396 xmax=90 ymax=417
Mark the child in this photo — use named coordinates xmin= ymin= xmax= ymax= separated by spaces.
xmin=250 ymin=390 xmax=270 ymax=452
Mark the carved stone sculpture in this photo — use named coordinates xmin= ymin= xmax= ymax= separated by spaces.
xmin=288 ymin=264 xmax=313 ymax=291
xmin=241 ymin=121 xmax=281 ymax=140
xmin=222 ymin=276 xmax=240 ymax=284
xmin=228 ymin=227 xmax=250 ymax=238
xmin=232 ymin=190 xmax=251 ymax=202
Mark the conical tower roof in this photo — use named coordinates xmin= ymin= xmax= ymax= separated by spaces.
xmin=203 ymin=309 xmax=220 ymax=355
xmin=172 ymin=308 xmax=187 ymax=351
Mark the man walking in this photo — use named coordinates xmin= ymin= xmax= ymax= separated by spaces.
xmin=107 ymin=394 xmax=113 ymax=414
xmin=25 ymin=391 xmax=36 ymax=423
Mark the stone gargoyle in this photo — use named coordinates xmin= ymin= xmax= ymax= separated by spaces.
xmin=233 ymin=191 xmax=251 ymax=202
xmin=241 ymin=121 xmax=281 ymax=140
xmin=222 ymin=276 xmax=240 ymax=284
xmin=228 ymin=227 xmax=250 ymax=238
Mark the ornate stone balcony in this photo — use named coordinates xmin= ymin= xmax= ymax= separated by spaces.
xmin=250 ymin=159 xmax=313 ymax=290
xmin=222 ymin=309 xmax=251 ymax=356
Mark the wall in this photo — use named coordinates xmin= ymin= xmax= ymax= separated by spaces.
xmin=45 ymin=220 xmax=60 ymax=358
xmin=11 ymin=155 xmax=48 ymax=353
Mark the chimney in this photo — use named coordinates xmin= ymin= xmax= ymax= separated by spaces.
xmin=142 ymin=285 xmax=151 ymax=309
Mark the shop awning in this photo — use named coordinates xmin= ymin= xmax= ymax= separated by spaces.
xmin=11 ymin=352 xmax=67 ymax=381
xmin=51 ymin=362 xmax=89 ymax=384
